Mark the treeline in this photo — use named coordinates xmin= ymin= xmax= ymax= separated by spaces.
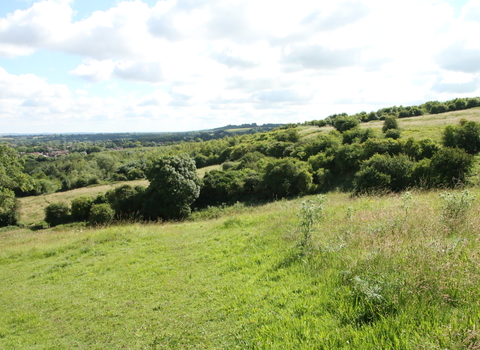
xmin=3 ymin=123 xmax=283 ymax=154
xmin=305 ymin=97 xmax=480 ymax=126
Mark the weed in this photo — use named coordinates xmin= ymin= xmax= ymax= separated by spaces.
xmin=297 ymin=195 xmax=326 ymax=248
xmin=401 ymin=191 xmax=413 ymax=217
xmin=346 ymin=206 xmax=355 ymax=220
xmin=439 ymin=190 xmax=475 ymax=226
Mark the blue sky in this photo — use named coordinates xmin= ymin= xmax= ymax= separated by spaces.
xmin=0 ymin=0 xmax=479 ymax=134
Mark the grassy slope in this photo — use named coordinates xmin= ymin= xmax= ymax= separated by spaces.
xmin=300 ymin=107 xmax=480 ymax=141
xmin=2 ymin=190 xmax=480 ymax=349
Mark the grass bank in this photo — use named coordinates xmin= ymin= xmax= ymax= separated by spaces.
xmin=2 ymin=189 xmax=480 ymax=348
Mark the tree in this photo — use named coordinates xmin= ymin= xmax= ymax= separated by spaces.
xmin=333 ymin=115 xmax=360 ymax=132
xmin=142 ymin=156 xmax=201 ymax=221
xmin=0 ymin=144 xmax=32 ymax=226
xmin=95 ymin=154 xmax=117 ymax=179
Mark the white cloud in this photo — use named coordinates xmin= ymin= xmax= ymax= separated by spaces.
xmin=1 ymin=0 xmax=480 ymax=133
xmin=70 ymin=59 xmax=115 ymax=82
xmin=282 ymin=45 xmax=362 ymax=70
xmin=0 ymin=0 xmax=73 ymax=49
xmin=0 ymin=67 xmax=70 ymax=99
xmin=113 ymin=61 xmax=163 ymax=83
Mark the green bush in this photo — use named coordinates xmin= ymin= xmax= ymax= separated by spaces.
xmin=331 ymin=143 xmax=364 ymax=174
xmin=44 ymin=202 xmax=70 ymax=227
xmin=88 ymin=204 xmax=115 ymax=226
xmin=333 ymin=115 xmax=360 ymax=132
xmin=342 ymin=127 xmax=376 ymax=144
xmin=430 ymin=147 xmax=473 ymax=187
xmin=382 ymin=115 xmax=399 ymax=133
xmin=384 ymin=129 xmax=401 ymax=139
xmin=354 ymin=154 xmax=415 ymax=193
xmin=363 ymin=138 xmax=402 ymax=159
xmin=106 ymin=185 xmax=145 ymax=220
xmin=442 ymin=120 xmax=480 ymax=154
xmin=71 ymin=196 xmax=93 ymax=222
xmin=260 ymin=158 xmax=313 ymax=199
xmin=197 ymin=169 xmax=248 ymax=207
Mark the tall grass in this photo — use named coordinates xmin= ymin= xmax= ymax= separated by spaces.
xmin=2 ymin=189 xmax=480 ymax=348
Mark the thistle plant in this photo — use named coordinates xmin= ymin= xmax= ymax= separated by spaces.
xmin=439 ymin=190 xmax=475 ymax=222
xmin=297 ymin=195 xmax=326 ymax=248
xmin=401 ymin=191 xmax=413 ymax=217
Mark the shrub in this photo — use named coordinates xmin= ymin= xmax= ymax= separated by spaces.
xmin=331 ymin=143 xmax=364 ymax=174
xmin=71 ymin=196 xmax=93 ymax=222
xmin=260 ymin=158 xmax=313 ymax=199
xmin=431 ymin=103 xmax=448 ymax=114
xmin=466 ymin=97 xmax=480 ymax=108
xmin=367 ymin=111 xmax=379 ymax=121
xmin=382 ymin=115 xmax=399 ymax=133
xmin=430 ymin=147 xmax=473 ymax=187
xmin=88 ymin=204 xmax=115 ymax=226
xmin=384 ymin=129 xmax=401 ymax=139
xmin=106 ymin=185 xmax=145 ymax=220
xmin=363 ymin=138 xmax=402 ymax=159
xmin=44 ymin=202 xmax=70 ymax=227
xmin=342 ymin=128 xmax=376 ymax=144
xmin=333 ymin=115 xmax=360 ymax=132
xmin=441 ymin=120 xmax=480 ymax=154
xmin=197 ymin=169 xmax=247 ymax=207
xmin=354 ymin=154 xmax=415 ymax=193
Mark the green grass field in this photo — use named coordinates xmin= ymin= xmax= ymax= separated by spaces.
xmin=2 ymin=189 xmax=480 ymax=349
xmin=300 ymin=107 xmax=480 ymax=142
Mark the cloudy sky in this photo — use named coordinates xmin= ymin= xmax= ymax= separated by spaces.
xmin=0 ymin=0 xmax=479 ymax=133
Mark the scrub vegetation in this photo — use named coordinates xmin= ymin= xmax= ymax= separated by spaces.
xmin=2 ymin=98 xmax=480 ymax=348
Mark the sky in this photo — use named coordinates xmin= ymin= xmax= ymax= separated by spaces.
xmin=0 ymin=0 xmax=479 ymax=134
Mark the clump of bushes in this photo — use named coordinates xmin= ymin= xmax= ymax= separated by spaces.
xmin=88 ymin=204 xmax=115 ymax=225
xmin=44 ymin=202 xmax=71 ymax=227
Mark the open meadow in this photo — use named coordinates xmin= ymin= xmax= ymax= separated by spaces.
xmin=299 ymin=107 xmax=480 ymax=142
xmin=2 ymin=188 xmax=480 ymax=349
